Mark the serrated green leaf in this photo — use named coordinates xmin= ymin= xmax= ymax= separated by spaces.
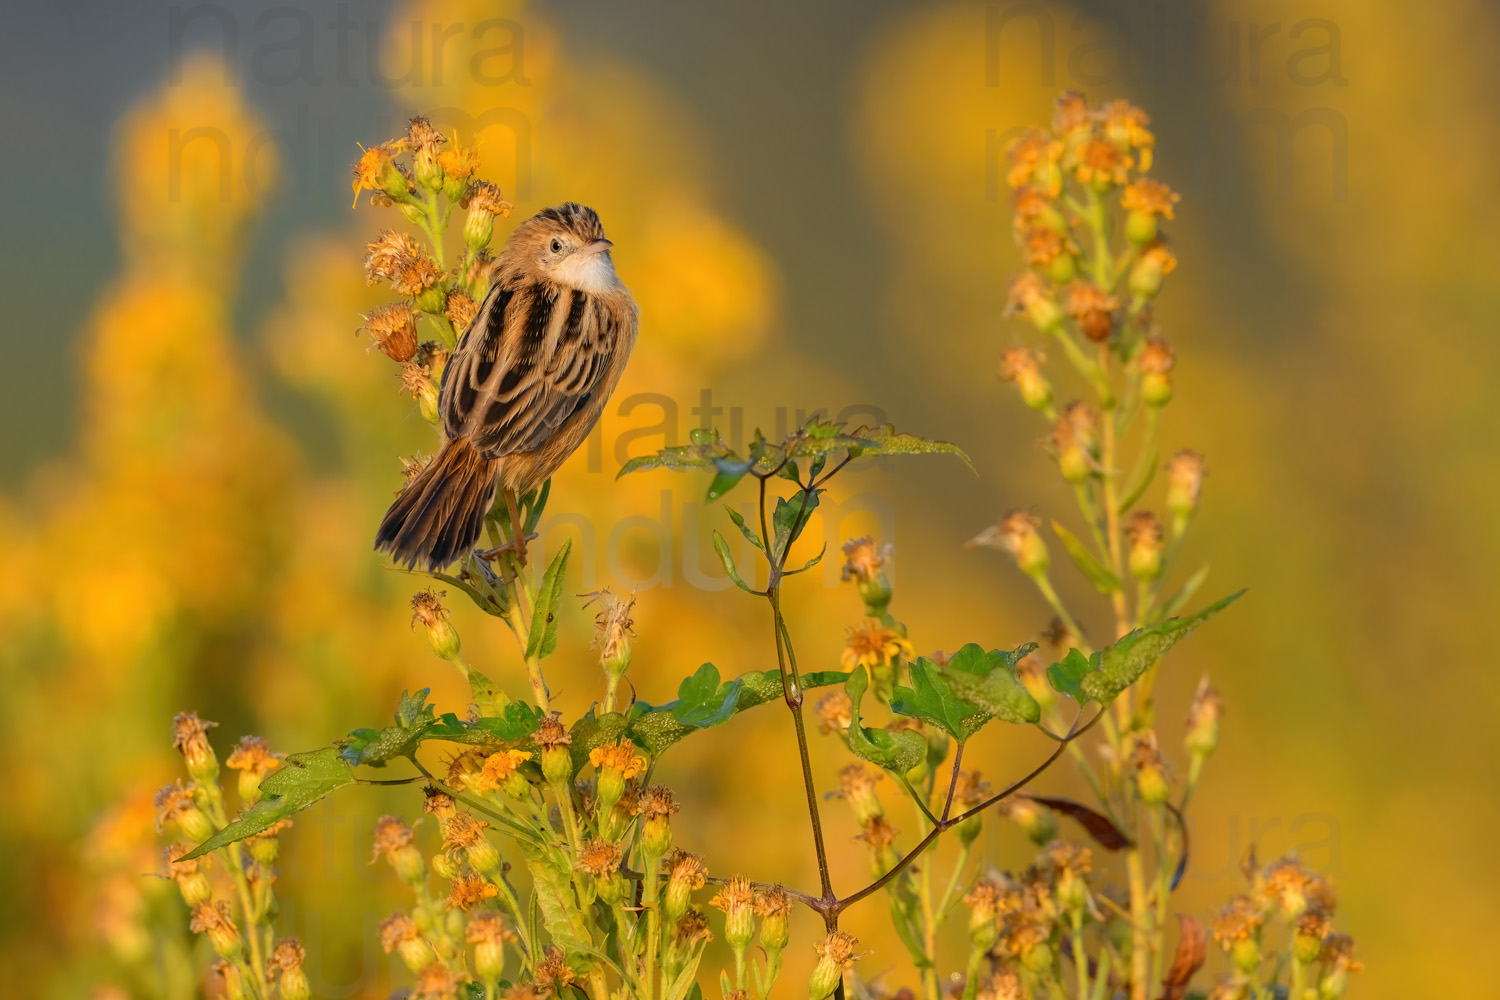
xmin=671 ymin=663 xmax=745 ymax=728
xmin=891 ymin=659 xmax=989 ymax=740
xmin=426 ymin=702 xmax=544 ymax=747
xmin=627 ymin=669 xmax=848 ymax=755
xmin=772 ymin=489 xmax=822 ymax=559
xmin=1081 ymin=590 xmax=1245 ymax=704
xmin=776 ymin=460 xmax=801 ymax=483
xmin=341 ymin=690 xmax=436 ymax=767
xmin=839 ymin=424 xmax=975 ymax=472
xmin=180 ymin=748 xmax=354 ymax=860
xmin=845 ymin=666 xmax=927 ymax=773
xmin=525 ymin=538 xmax=572 ymax=660
xmin=1048 ymin=648 xmax=1093 ymax=703
xmin=618 ymin=434 xmax=733 ymax=478
xmin=723 ymin=505 xmax=764 ymax=551
xmin=518 ymin=838 xmax=593 ymax=955
xmin=938 ymin=644 xmax=1042 ymax=725
xmin=1052 ymin=520 xmax=1121 ymax=595
xmin=712 ymin=530 xmax=759 ymax=593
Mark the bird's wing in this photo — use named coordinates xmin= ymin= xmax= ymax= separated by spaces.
xmin=440 ymin=278 xmax=621 ymax=456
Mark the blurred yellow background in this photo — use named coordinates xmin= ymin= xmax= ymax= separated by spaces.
xmin=0 ymin=1 xmax=1495 ymax=997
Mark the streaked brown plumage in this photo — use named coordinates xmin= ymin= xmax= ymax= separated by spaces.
xmin=376 ymin=203 xmax=637 ymax=570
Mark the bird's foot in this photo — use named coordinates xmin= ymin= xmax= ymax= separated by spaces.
xmin=479 ymin=533 xmax=539 ymax=568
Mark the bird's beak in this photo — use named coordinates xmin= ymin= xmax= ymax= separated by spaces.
xmin=581 ymin=238 xmax=613 ymax=256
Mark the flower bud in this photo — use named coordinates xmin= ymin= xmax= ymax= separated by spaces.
xmin=171 ymin=713 xmax=219 ymax=785
xmin=438 ymin=143 xmax=480 ymax=202
xmin=1021 ymin=939 xmax=1054 ymax=974
xmin=533 ymin=717 xmax=574 ymax=786
xmin=1165 ymin=450 xmax=1205 ymax=535
xmin=999 ymin=346 xmax=1053 ymax=413
xmin=268 ymin=939 xmax=310 ymax=1000
xmin=963 ymin=880 xmax=1002 ymax=950
xmin=1124 ymin=511 xmax=1164 ymax=581
xmin=998 ymin=510 xmax=1050 ymax=577
xmin=155 ymin=784 xmax=214 ymax=845
xmin=212 ymin=961 xmax=247 ymax=1000
xmin=637 ymin=785 xmax=679 ymax=857
xmin=225 ymin=736 xmax=281 ymax=806
xmin=1050 ymin=401 xmax=1098 ymax=483
xmin=809 ymin=931 xmax=860 ymax=1000
xmin=400 ymin=364 xmax=441 ymax=425
xmin=709 ymin=875 xmax=757 ymax=953
xmin=248 ymin=830 xmax=281 ymax=866
xmin=756 ymin=887 xmax=793 ymax=956
xmin=1006 ymin=272 xmax=1062 ymax=333
xmin=1128 ymin=243 xmax=1177 ymax=300
xmin=1120 ymin=179 xmax=1179 ymax=245
xmin=1065 ymin=282 xmax=1120 ymax=343
xmin=1044 ymin=842 xmax=1092 ymax=912
xmin=837 ymin=764 xmax=884 ymax=825
xmin=1231 ymin=936 xmax=1261 ymax=974
xmin=474 ymin=937 xmax=505 ymax=981
xmin=584 ymin=589 xmax=637 ymax=694
xmin=1001 ymin=796 xmax=1058 ymax=846
xmin=1139 ymin=335 xmax=1175 ymax=408
xmin=431 ymin=852 xmax=458 ymax=881
xmin=190 ymin=901 xmax=242 ymax=959
xmin=165 ymin=846 xmax=213 ymax=906
xmin=663 ymin=850 xmax=707 ymax=923
xmin=415 ymin=283 xmax=447 ymax=317
xmin=409 ymin=589 xmax=460 ymax=662
xmin=589 ymin=739 xmax=647 ymax=813
xmin=1131 ymin=735 xmax=1171 ymax=805
xmin=1293 ymin=907 xmax=1331 ymax=965
xmin=462 ymin=181 xmax=512 ymax=251
xmin=1184 ymin=679 xmax=1224 ymax=758
xmin=406 ymin=116 xmax=447 ymax=191
xmin=382 ymin=914 xmax=436 ymax=973
xmin=1125 ymin=209 xmax=1158 ymax=246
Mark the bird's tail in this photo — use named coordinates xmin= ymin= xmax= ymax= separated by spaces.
xmin=375 ymin=437 xmax=499 ymax=571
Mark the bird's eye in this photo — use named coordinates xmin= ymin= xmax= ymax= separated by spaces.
xmin=550 ymin=239 xmax=563 ymax=253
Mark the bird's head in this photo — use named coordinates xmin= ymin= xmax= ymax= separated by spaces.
xmin=510 ymin=203 xmax=618 ymax=293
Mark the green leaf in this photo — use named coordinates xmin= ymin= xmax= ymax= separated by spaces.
xmin=838 ymin=424 xmax=975 ymax=473
xmin=525 ymin=538 xmax=572 ymax=660
xmin=671 ymin=663 xmax=745 ymax=728
xmin=939 ymin=644 xmax=1042 ymax=725
xmin=1081 ymin=590 xmax=1244 ymax=704
xmin=783 ymin=542 xmax=827 ymax=576
xmin=618 ymin=432 xmax=734 ymax=478
xmin=722 ymin=505 xmax=764 ymax=551
xmin=776 ymin=460 xmax=801 ymax=483
xmin=341 ymin=689 xmax=437 ymax=767
xmin=180 ymin=748 xmax=354 ymax=860
xmin=845 ymin=666 xmax=927 ymax=773
xmin=706 ymin=457 xmax=753 ymax=501
xmin=1047 ymin=648 xmax=1093 ymax=703
xmin=467 ymin=668 xmax=510 ymax=717
xmin=711 ymin=530 xmax=759 ymax=593
xmin=427 ymin=702 xmax=544 ymax=748
xmin=772 ymin=489 xmax=822 ymax=559
xmin=891 ymin=658 xmax=989 ymax=741
xmin=518 ymin=839 xmax=593 ymax=955
xmin=627 ymin=669 xmax=849 ymax=756
xmin=1052 ymin=520 xmax=1121 ymax=595
xmin=1159 ymin=564 xmax=1210 ymax=620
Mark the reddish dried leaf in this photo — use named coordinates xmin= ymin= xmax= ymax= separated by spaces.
xmin=1024 ymin=794 xmax=1132 ymax=850
xmin=1158 ymin=915 xmax=1207 ymax=1000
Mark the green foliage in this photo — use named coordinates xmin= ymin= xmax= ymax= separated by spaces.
xmin=771 ymin=489 xmax=822 ymax=560
xmin=627 ymin=664 xmax=849 ymax=755
xmin=844 ymin=666 xmax=927 ymax=773
xmin=1046 ymin=591 xmax=1245 ymax=704
xmin=891 ymin=658 xmax=989 ymax=741
xmin=525 ymin=538 xmax=573 ymax=660
xmin=180 ymin=748 xmax=354 ymax=861
xmin=1052 ymin=520 xmax=1122 ymax=594
xmin=940 ymin=642 xmax=1043 ymax=725
xmin=711 ymin=530 xmax=759 ymax=593
xmin=342 ymin=688 xmax=437 ymax=767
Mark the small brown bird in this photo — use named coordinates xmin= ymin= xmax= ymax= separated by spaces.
xmin=376 ymin=203 xmax=637 ymax=570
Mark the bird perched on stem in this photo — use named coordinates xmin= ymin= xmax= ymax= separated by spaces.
xmin=376 ymin=203 xmax=637 ymax=570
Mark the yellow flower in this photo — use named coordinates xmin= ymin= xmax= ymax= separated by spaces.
xmin=840 ymin=620 xmax=914 ymax=671
xmin=588 ymin=739 xmax=647 ymax=780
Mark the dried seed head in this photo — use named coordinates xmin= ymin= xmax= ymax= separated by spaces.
xmin=172 ymin=712 xmax=219 ymax=782
xmin=1166 ymin=450 xmax=1206 ymax=524
xmin=379 ymin=914 xmax=420 ymax=952
xmin=534 ymin=716 xmax=573 ymax=750
xmin=1185 ymin=677 xmax=1224 ymax=756
xmin=364 ymin=230 xmax=423 ymax=285
xmin=464 ymin=180 xmax=512 ymax=218
xmin=363 ymin=302 xmax=420 ymax=362
xmin=583 ymin=588 xmax=637 ymax=676
xmin=465 ymin=912 xmax=516 ymax=946
xmin=577 ymin=838 xmax=624 ymax=877
xmin=999 ymin=346 xmax=1053 ymax=412
xmin=423 ymin=786 xmax=457 ymax=823
xmin=371 ymin=815 xmax=415 ymax=861
xmin=442 ymin=812 xmax=489 ymax=852
xmin=392 ymin=253 xmax=443 ymax=298
xmin=534 ymin=945 xmax=577 ymax=994
xmin=674 ymin=906 xmax=713 ymax=946
xmin=857 ymin=814 xmax=900 ymax=851
xmin=839 ymin=536 xmax=887 ymax=584
xmin=190 ymin=900 xmax=241 ymax=958
xmin=1125 ymin=511 xmax=1165 ymax=580
xmin=1213 ymin=895 xmax=1265 ymax=946
xmin=637 ymin=784 xmax=679 ymax=821
xmin=444 ymin=289 xmax=479 ymax=332
xmin=1064 ymin=282 xmax=1120 ymax=342
xmin=267 ymin=937 xmax=306 ymax=973
xmin=815 ymin=691 xmax=853 ymax=734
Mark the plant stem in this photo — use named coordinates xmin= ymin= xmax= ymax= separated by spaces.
xmin=1126 ymin=838 xmax=1151 ymax=1000
xmin=1071 ymin=909 xmax=1091 ymax=1000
